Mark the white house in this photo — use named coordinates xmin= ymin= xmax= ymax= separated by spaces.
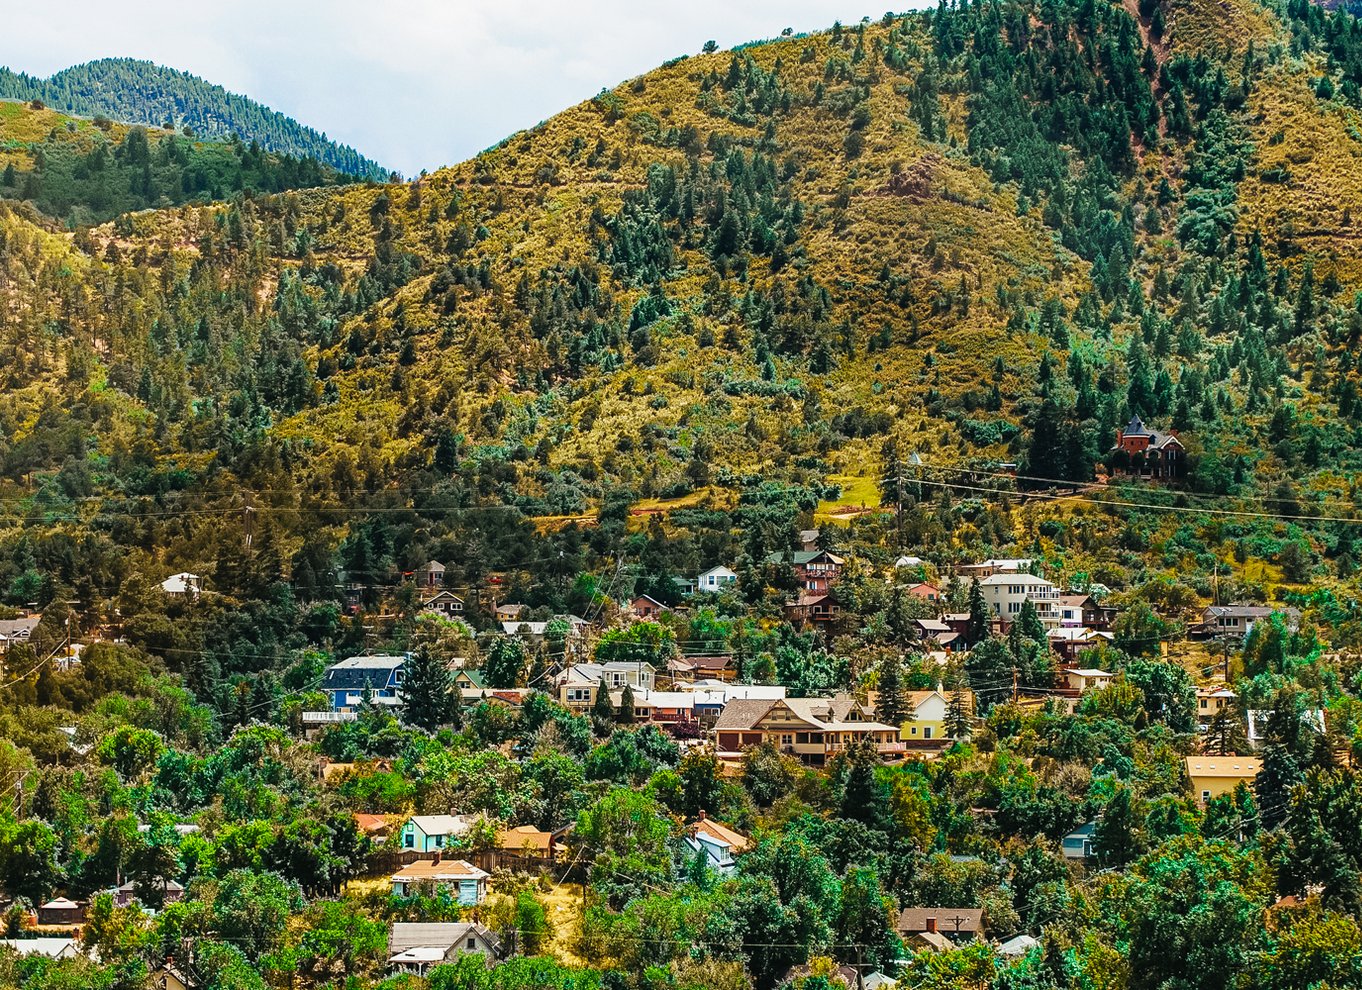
xmin=694 ymin=566 xmax=738 ymax=594
xmin=160 ymin=573 xmax=202 ymax=598
xmin=556 ymin=661 xmax=656 ymax=708
xmin=387 ymin=923 xmax=502 ymax=975
xmin=1246 ymin=709 xmax=1326 ymax=750
xmin=680 ymin=813 xmax=751 ymax=876
xmin=978 ymin=573 xmax=1059 ymax=623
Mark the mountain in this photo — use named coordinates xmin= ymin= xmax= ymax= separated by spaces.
xmin=3 ymin=0 xmax=1362 ymax=611
xmin=0 ymin=99 xmax=364 ymax=226
xmin=0 ymin=57 xmax=386 ymax=179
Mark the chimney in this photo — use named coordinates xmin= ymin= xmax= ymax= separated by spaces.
xmin=926 ymin=917 xmax=938 ymax=933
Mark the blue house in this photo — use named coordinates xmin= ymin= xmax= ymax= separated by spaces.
xmin=1062 ymin=822 xmax=1097 ymax=862
xmin=399 ymin=815 xmax=473 ymax=853
xmin=322 ymin=655 xmax=406 ymax=711
xmin=390 ymin=858 xmax=489 ymax=904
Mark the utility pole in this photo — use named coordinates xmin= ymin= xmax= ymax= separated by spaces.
xmin=1012 ymin=666 xmax=1019 ymax=704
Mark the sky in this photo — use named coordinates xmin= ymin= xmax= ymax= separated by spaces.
xmin=2 ymin=1 xmax=891 ymax=177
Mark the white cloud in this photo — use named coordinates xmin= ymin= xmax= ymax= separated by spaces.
xmin=0 ymin=1 xmax=903 ymax=175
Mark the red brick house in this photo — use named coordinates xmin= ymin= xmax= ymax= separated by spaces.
xmin=1110 ymin=416 xmax=1185 ymax=479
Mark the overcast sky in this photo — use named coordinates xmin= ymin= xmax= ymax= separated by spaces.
xmin=2 ymin=1 xmax=894 ymax=176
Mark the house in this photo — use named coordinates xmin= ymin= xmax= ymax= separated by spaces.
xmin=1196 ymin=686 xmax=1237 ymax=721
xmin=906 ymin=583 xmax=941 ymax=602
xmin=896 ymin=907 xmax=983 ymax=942
xmin=1055 ymin=594 xmax=1114 ymax=629
xmin=0 ymin=938 xmax=86 ymax=960
xmin=630 ymin=595 xmax=667 ymax=620
xmin=1110 ymin=416 xmax=1185 ymax=479
xmin=556 ymin=662 xmax=656 ymax=709
xmin=694 ymin=566 xmax=738 ymax=594
xmin=399 ymin=815 xmax=476 ymax=853
xmin=496 ymin=604 xmax=527 ymax=622
xmin=414 ymin=561 xmax=446 ymax=589
xmin=0 ymin=616 xmax=40 ymax=653
xmin=160 ymin=572 xmax=202 ymax=598
xmin=496 ymin=825 xmax=560 ymax=859
xmin=1186 ymin=756 xmax=1261 ymax=804
xmin=713 ymin=695 xmax=903 ymax=766
xmin=390 ymin=857 xmax=489 ymax=903
xmin=954 ymin=558 xmax=1033 ymax=580
xmin=895 ymin=555 xmax=927 ymax=570
xmin=387 ymin=922 xmax=502 ymax=975
xmin=799 ymin=529 xmax=822 ymax=552
xmin=681 ymin=812 xmax=751 ymax=876
xmin=615 ymin=689 xmax=697 ymax=728
xmin=452 ymin=669 xmax=489 ymax=698
xmin=421 ymin=590 xmax=465 ymax=618
xmin=1047 ymin=627 xmax=1114 ymax=663
xmin=978 ymin=573 xmax=1060 ymax=623
xmin=764 ymin=549 xmax=845 ymax=594
xmin=998 ymin=934 xmax=1041 ymax=958
xmin=500 ymin=615 xmax=590 ymax=644
xmin=1061 ymin=822 xmax=1097 ymax=861
xmin=1247 ymin=708 xmax=1326 ymax=750
xmin=355 ymin=813 xmax=394 ymax=841
xmin=784 ymin=592 xmax=840 ymax=625
xmin=322 ymin=655 xmax=405 ymax=712
xmin=37 ymin=898 xmax=85 ymax=926
xmin=114 ymin=878 xmax=185 ymax=908
xmin=666 ymin=655 xmax=736 ymax=683
xmin=1195 ymin=605 xmax=1300 ymax=640
xmin=1057 ymin=668 xmax=1115 ymax=695
xmin=894 ymin=689 xmax=961 ymax=747
xmin=689 ymin=682 xmax=787 ymax=722
xmin=150 ymin=961 xmax=194 ymax=990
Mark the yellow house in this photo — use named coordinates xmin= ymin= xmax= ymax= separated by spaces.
xmin=1196 ymin=686 xmax=1237 ymax=722
xmin=1186 ymin=756 xmax=1260 ymax=804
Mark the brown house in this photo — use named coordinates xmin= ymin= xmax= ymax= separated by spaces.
xmin=1110 ymin=416 xmax=1185 ymax=479
xmin=784 ymin=592 xmax=839 ymax=626
xmin=713 ymin=695 xmax=903 ymax=767
xmin=765 ymin=549 xmax=845 ymax=594
xmin=896 ymin=906 xmax=984 ymax=941
xmin=38 ymin=898 xmax=85 ymax=926
xmin=630 ymin=595 xmax=668 ymax=619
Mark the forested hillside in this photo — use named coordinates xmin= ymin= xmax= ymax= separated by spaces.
xmin=3 ymin=0 xmax=1362 ymax=987
xmin=0 ymin=100 xmax=361 ymax=225
xmin=0 ymin=58 xmax=386 ymax=178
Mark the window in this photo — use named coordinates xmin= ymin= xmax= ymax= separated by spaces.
xmin=1201 ymin=790 xmax=1211 ymax=803
xmin=467 ymin=938 xmax=477 ymax=950
xmin=923 ymin=727 xmax=933 ymax=739
xmin=435 ymin=834 xmax=445 ymax=847
xmin=404 ymin=833 xmax=414 ymax=848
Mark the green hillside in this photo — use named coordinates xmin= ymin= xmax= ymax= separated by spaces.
xmin=2 ymin=2 xmax=1362 ymax=987
xmin=0 ymin=57 xmax=386 ymax=178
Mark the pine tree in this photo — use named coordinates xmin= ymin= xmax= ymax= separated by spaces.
xmin=402 ymin=645 xmax=455 ymax=732
xmin=591 ymin=677 xmax=615 ymax=734
xmin=946 ymin=688 xmax=971 ymax=740
xmin=876 ymin=652 xmax=907 ymax=728
xmin=618 ymin=683 xmax=636 ymax=725
xmin=966 ymin=578 xmax=990 ymax=646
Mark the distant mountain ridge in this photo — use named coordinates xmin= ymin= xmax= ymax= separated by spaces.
xmin=0 ymin=57 xmax=386 ymax=179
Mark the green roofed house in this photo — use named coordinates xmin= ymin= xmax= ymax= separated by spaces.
xmin=763 ymin=549 xmax=844 ymax=593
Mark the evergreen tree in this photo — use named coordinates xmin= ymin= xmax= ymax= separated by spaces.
xmin=591 ymin=678 xmax=615 ymax=734
xmin=946 ymin=687 xmax=971 ymax=740
xmin=876 ymin=652 xmax=907 ymax=728
xmin=966 ymin=578 xmax=990 ymax=646
xmin=618 ymin=683 xmax=636 ymax=725
xmin=401 ymin=645 xmax=455 ymax=732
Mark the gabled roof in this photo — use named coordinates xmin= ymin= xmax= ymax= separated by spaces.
xmin=391 ymin=859 xmax=489 ymax=882
xmin=322 ymin=655 xmax=405 ymax=691
xmin=389 ymin=922 xmax=501 ymax=957
xmin=979 ymin=572 xmax=1053 ymax=586
xmin=896 ymin=907 xmax=983 ymax=934
xmin=498 ymin=825 xmax=556 ymax=852
xmin=687 ymin=815 xmax=751 ymax=853
xmin=407 ymin=814 xmax=473 ymax=836
xmin=354 ymin=813 xmax=392 ymax=834
xmin=0 ymin=617 xmax=40 ymax=639
xmin=714 ymin=698 xmax=778 ymax=730
xmin=763 ymin=550 xmax=845 ymax=566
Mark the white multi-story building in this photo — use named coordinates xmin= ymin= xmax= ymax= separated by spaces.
xmin=978 ymin=573 xmax=1060 ymax=625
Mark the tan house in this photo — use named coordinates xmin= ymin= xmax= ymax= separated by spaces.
xmin=713 ymin=695 xmax=903 ymax=766
xmin=896 ymin=906 xmax=984 ymax=942
xmin=390 ymin=857 xmax=489 ymax=903
xmin=1186 ymin=756 xmax=1261 ymax=804
xmin=1196 ymin=686 xmax=1237 ymax=722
